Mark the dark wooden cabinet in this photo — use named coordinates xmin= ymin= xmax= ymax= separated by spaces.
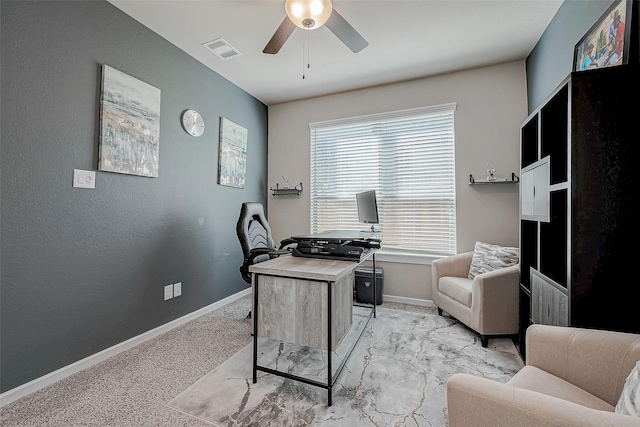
xmin=518 ymin=63 xmax=640 ymax=358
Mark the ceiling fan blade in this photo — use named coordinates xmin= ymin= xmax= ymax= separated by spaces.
xmin=325 ymin=9 xmax=368 ymax=53
xmin=263 ymin=17 xmax=296 ymax=54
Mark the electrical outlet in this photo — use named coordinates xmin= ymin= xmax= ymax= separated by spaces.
xmin=173 ymin=282 xmax=182 ymax=297
xmin=164 ymin=284 xmax=174 ymax=301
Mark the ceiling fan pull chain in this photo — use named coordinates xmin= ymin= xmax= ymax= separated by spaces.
xmin=307 ymin=31 xmax=311 ymax=70
xmin=302 ymin=31 xmax=311 ymax=79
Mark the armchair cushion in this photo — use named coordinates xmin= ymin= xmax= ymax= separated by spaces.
xmin=439 ymin=276 xmax=473 ymax=307
xmin=509 ymin=366 xmax=613 ymax=411
xmin=468 ymin=241 xmax=519 ymax=279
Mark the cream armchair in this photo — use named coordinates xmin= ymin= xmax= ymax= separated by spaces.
xmin=431 ymin=251 xmax=519 ymax=347
xmin=447 ymin=325 xmax=640 ymax=426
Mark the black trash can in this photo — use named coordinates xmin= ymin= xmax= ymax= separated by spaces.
xmin=355 ymin=267 xmax=383 ymax=305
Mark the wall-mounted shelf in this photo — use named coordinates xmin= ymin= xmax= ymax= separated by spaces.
xmin=469 ymin=173 xmax=519 ymax=185
xmin=270 ymin=182 xmax=303 ymax=196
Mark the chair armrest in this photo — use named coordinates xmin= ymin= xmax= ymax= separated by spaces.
xmin=247 ymin=247 xmax=277 ymax=265
xmin=468 ymin=264 xmax=520 ymax=335
xmin=278 ymin=238 xmax=297 ymax=250
xmin=431 ymin=252 xmax=473 ymax=306
xmin=432 ymin=251 xmax=474 ymax=278
xmin=447 ymin=373 xmax=640 ymax=427
xmin=526 ymin=324 xmax=640 ymax=406
xmin=241 ymin=248 xmax=288 ymax=283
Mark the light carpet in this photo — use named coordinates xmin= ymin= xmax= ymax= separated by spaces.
xmin=168 ymin=307 xmax=524 ymax=426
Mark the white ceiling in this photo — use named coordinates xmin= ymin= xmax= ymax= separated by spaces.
xmin=108 ymin=0 xmax=563 ymax=106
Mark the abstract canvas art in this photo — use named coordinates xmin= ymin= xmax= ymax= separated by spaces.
xmin=218 ymin=117 xmax=247 ymax=188
xmin=98 ymin=65 xmax=161 ymax=177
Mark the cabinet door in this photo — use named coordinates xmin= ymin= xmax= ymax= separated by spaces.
xmin=521 ymin=171 xmax=535 ymax=216
xmin=521 ymin=157 xmax=550 ymax=221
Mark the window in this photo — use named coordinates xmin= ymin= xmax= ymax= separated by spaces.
xmin=310 ymin=103 xmax=456 ymax=255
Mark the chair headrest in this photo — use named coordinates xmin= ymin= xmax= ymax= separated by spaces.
xmin=236 ymin=202 xmax=276 ymax=256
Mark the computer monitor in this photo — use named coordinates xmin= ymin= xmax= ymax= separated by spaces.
xmin=356 ymin=190 xmax=379 ymax=231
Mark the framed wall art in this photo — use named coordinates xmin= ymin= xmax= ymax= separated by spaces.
xmin=573 ymin=0 xmax=632 ymax=72
xmin=98 ymin=64 xmax=161 ymax=177
xmin=218 ymin=117 xmax=247 ymax=189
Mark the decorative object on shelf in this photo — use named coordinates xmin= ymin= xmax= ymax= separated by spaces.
xmin=218 ymin=117 xmax=248 ymax=189
xmin=98 ymin=64 xmax=161 ymax=178
xmin=469 ymin=173 xmax=519 ymax=185
xmin=270 ymin=182 xmax=303 ymax=196
xmin=181 ymin=109 xmax=205 ymax=137
xmin=486 ymin=163 xmax=497 ymax=181
xmin=573 ymin=0 xmax=632 ymax=72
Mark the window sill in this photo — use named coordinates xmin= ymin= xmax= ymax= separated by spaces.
xmin=372 ymin=249 xmax=446 ymax=265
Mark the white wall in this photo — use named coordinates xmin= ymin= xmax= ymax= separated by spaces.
xmin=267 ymin=61 xmax=526 ymax=303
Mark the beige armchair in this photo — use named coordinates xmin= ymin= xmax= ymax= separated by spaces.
xmin=447 ymin=324 xmax=640 ymax=426
xmin=431 ymin=251 xmax=519 ymax=347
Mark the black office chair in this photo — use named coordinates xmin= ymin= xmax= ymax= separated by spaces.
xmin=236 ymin=202 xmax=295 ymax=319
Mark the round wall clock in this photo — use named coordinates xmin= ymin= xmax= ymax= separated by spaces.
xmin=181 ymin=109 xmax=205 ymax=137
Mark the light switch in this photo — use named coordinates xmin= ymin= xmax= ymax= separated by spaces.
xmin=73 ymin=169 xmax=96 ymax=189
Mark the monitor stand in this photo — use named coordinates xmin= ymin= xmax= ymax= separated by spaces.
xmin=361 ymin=225 xmax=379 ymax=233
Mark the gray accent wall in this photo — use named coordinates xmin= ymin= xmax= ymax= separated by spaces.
xmin=526 ymin=0 xmax=614 ymax=112
xmin=1 ymin=1 xmax=267 ymax=393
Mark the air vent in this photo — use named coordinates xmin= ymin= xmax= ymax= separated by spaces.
xmin=202 ymin=38 xmax=242 ymax=60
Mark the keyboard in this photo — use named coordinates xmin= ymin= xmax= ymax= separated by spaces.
xmin=348 ymin=239 xmax=381 ymax=249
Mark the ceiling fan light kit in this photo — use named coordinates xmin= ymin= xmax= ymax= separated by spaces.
xmin=285 ymin=0 xmax=333 ymax=29
xmin=264 ymin=0 xmax=367 ymax=55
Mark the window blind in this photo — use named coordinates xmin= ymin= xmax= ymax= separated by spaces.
xmin=310 ymin=103 xmax=457 ymax=255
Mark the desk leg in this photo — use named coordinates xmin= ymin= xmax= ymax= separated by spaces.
xmin=372 ymin=253 xmax=377 ymax=318
xmin=327 ymin=279 xmax=333 ymax=407
xmin=252 ymin=274 xmax=258 ymax=384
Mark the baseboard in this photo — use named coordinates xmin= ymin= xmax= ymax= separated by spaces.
xmin=382 ymin=294 xmax=435 ymax=307
xmin=0 ymin=288 xmax=251 ymax=407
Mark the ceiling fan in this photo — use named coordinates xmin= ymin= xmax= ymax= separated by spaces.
xmin=263 ymin=0 xmax=368 ymax=55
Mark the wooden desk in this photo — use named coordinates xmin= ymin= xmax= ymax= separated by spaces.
xmin=249 ymin=250 xmax=376 ymax=406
